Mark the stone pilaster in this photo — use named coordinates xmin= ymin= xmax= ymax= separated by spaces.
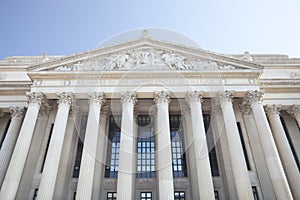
xmin=0 ymin=92 xmax=45 ymax=200
xmin=215 ymin=91 xmax=254 ymax=200
xmin=265 ymin=104 xmax=300 ymax=199
xmin=116 ymin=92 xmax=137 ymax=200
xmin=76 ymin=92 xmax=105 ymax=200
xmin=186 ymin=91 xmax=215 ymax=199
xmin=37 ymin=92 xmax=74 ymax=200
xmin=0 ymin=107 xmax=25 ymax=187
xmin=243 ymin=90 xmax=293 ymax=199
xmin=287 ymin=105 xmax=300 ymax=128
xmin=154 ymin=91 xmax=174 ymax=200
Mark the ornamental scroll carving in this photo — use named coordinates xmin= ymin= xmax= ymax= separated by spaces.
xmin=54 ymin=48 xmax=229 ymax=71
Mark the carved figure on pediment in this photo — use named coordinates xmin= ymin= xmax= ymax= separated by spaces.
xmin=162 ymin=53 xmax=192 ymax=70
xmin=105 ymin=54 xmax=130 ymax=70
xmin=219 ymin=65 xmax=235 ymax=69
xmin=55 ymin=65 xmax=71 ymax=71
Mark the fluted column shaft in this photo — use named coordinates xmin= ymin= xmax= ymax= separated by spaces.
xmin=0 ymin=92 xmax=45 ymax=200
xmin=76 ymin=93 xmax=105 ymax=200
xmin=266 ymin=105 xmax=300 ymax=199
xmin=37 ymin=92 xmax=74 ymax=200
xmin=155 ymin=91 xmax=174 ymax=200
xmin=0 ymin=107 xmax=25 ymax=187
xmin=216 ymin=91 xmax=254 ymax=200
xmin=116 ymin=92 xmax=136 ymax=200
xmin=243 ymin=91 xmax=293 ymax=199
xmin=186 ymin=91 xmax=215 ymax=199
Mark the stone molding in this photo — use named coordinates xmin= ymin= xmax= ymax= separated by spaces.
xmin=186 ymin=91 xmax=203 ymax=105
xmin=154 ymin=91 xmax=171 ymax=105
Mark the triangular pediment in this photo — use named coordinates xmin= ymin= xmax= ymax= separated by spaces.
xmin=28 ymin=37 xmax=263 ymax=72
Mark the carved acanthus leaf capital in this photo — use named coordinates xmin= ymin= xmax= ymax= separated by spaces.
xmin=154 ymin=91 xmax=171 ymax=105
xmin=56 ymin=92 xmax=75 ymax=107
xmin=26 ymin=92 xmax=46 ymax=107
xmin=287 ymin=105 xmax=300 ymax=118
xmin=239 ymin=103 xmax=252 ymax=115
xmin=214 ymin=90 xmax=234 ymax=105
xmin=120 ymin=91 xmax=137 ymax=105
xmin=265 ymin=104 xmax=281 ymax=118
xmin=9 ymin=107 xmax=26 ymax=118
xmin=243 ymin=90 xmax=264 ymax=106
xmin=0 ymin=109 xmax=4 ymax=117
xmin=89 ymin=92 xmax=106 ymax=106
xmin=186 ymin=91 xmax=203 ymax=105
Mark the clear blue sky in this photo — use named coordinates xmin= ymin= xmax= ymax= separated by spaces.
xmin=1 ymin=0 xmax=300 ymax=59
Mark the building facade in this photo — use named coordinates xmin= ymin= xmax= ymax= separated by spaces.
xmin=0 ymin=31 xmax=299 ymax=200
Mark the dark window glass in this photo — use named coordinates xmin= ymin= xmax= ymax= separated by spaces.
xmin=140 ymin=192 xmax=152 ymax=200
xmin=105 ymin=116 xmax=121 ymax=178
xmin=237 ymin=122 xmax=251 ymax=170
xmin=40 ymin=124 xmax=54 ymax=172
xmin=170 ymin=115 xmax=187 ymax=178
xmin=174 ymin=191 xmax=185 ymax=200
xmin=280 ymin=117 xmax=300 ymax=171
xmin=33 ymin=189 xmax=38 ymax=200
xmin=72 ymin=116 xmax=87 ymax=178
xmin=0 ymin=119 xmax=11 ymax=149
xmin=214 ymin=191 xmax=219 ymax=200
xmin=252 ymin=186 xmax=259 ymax=200
xmin=107 ymin=192 xmax=117 ymax=200
xmin=137 ymin=115 xmax=156 ymax=178
xmin=73 ymin=192 xmax=76 ymax=200
xmin=204 ymin=114 xmax=220 ymax=176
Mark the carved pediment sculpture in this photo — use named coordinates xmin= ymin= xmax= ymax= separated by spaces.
xmin=54 ymin=48 xmax=230 ymax=71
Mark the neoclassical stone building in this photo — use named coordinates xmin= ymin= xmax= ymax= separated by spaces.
xmin=0 ymin=30 xmax=299 ymax=200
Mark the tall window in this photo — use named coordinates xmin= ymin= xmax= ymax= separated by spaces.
xmin=214 ymin=191 xmax=220 ymax=200
xmin=204 ymin=114 xmax=220 ymax=176
xmin=105 ymin=116 xmax=121 ymax=178
xmin=252 ymin=187 xmax=259 ymax=200
xmin=107 ymin=192 xmax=117 ymax=200
xmin=0 ymin=119 xmax=10 ymax=149
xmin=237 ymin=122 xmax=251 ymax=170
xmin=40 ymin=124 xmax=54 ymax=172
xmin=72 ymin=116 xmax=87 ymax=178
xmin=137 ymin=115 xmax=156 ymax=178
xmin=174 ymin=191 xmax=185 ymax=200
xmin=170 ymin=115 xmax=187 ymax=178
xmin=140 ymin=192 xmax=152 ymax=200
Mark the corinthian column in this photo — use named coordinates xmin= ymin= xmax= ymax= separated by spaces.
xmin=288 ymin=105 xmax=300 ymax=128
xmin=186 ymin=91 xmax=215 ymax=199
xmin=154 ymin=91 xmax=174 ymax=200
xmin=265 ymin=104 xmax=300 ymax=199
xmin=116 ymin=92 xmax=137 ymax=200
xmin=243 ymin=91 xmax=293 ymax=199
xmin=215 ymin=91 xmax=254 ymax=200
xmin=0 ymin=92 xmax=45 ymax=200
xmin=76 ymin=92 xmax=105 ymax=200
xmin=0 ymin=107 xmax=25 ymax=187
xmin=37 ymin=92 xmax=74 ymax=200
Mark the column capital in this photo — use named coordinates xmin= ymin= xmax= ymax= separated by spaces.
xmin=0 ymin=109 xmax=5 ymax=117
xmin=120 ymin=91 xmax=137 ymax=105
xmin=243 ymin=90 xmax=264 ymax=105
xmin=181 ymin=105 xmax=191 ymax=116
xmin=154 ymin=91 xmax=171 ymax=105
xmin=9 ymin=107 xmax=26 ymax=118
xmin=26 ymin=92 xmax=46 ymax=107
xmin=287 ymin=104 xmax=300 ymax=118
xmin=56 ymin=92 xmax=75 ymax=107
xmin=88 ymin=92 xmax=106 ymax=106
xmin=239 ymin=103 xmax=252 ymax=115
xmin=211 ymin=104 xmax=222 ymax=116
xmin=214 ymin=90 xmax=234 ymax=105
xmin=186 ymin=91 xmax=203 ymax=105
xmin=265 ymin=104 xmax=281 ymax=118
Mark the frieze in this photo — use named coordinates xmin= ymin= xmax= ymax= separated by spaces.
xmin=136 ymin=179 xmax=156 ymax=189
xmin=173 ymin=178 xmax=190 ymax=189
xmin=103 ymin=179 xmax=117 ymax=190
xmin=53 ymin=48 xmax=231 ymax=72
